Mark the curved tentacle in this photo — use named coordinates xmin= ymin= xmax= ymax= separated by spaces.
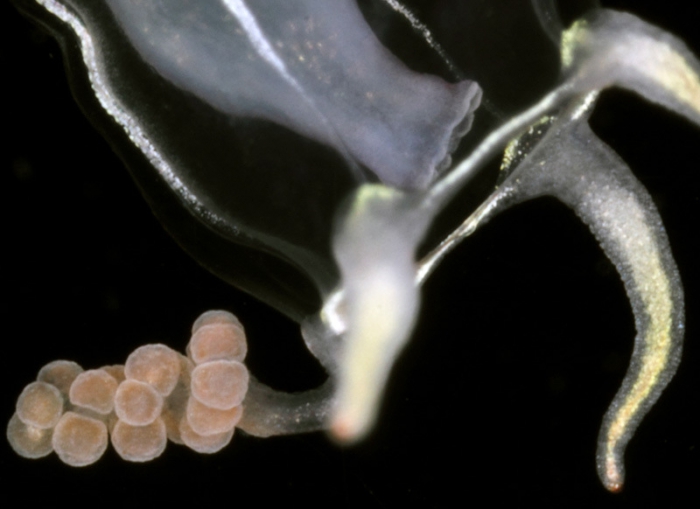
xmin=334 ymin=8 xmax=700 ymax=450
xmin=486 ymin=102 xmax=684 ymax=492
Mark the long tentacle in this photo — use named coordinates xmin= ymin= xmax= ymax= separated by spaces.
xmin=493 ymin=108 xmax=684 ymax=492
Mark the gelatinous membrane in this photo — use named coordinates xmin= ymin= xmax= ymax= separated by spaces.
xmin=21 ymin=0 xmax=486 ymax=321
xmin=16 ymin=0 xmax=586 ymax=323
xmin=106 ymin=0 xmax=480 ymax=189
xmin=7 ymin=0 xmax=698 ymax=495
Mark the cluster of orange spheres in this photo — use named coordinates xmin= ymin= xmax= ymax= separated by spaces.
xmin=7 ymin=310 xmax=249 ymax=466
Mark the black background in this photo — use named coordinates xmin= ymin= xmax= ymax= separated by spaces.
xmin=2 ymin=1 xmax=698 ymax=507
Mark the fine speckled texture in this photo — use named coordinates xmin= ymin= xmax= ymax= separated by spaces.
xmin=5 ymin=0 xmax=700 ymax=504
xmin=490 ymin=109 xmax=684 ymax=491
xmin=105 ymin=0 xmax=481 ymax=189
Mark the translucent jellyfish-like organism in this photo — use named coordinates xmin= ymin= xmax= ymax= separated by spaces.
xmin=7 ymin=0 xmax=699 ymax=494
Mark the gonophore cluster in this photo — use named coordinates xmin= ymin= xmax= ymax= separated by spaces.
xmin=7 ymin=310 xmax=249 ymax=466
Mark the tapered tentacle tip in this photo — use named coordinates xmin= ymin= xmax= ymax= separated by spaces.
xmin=600 ymin=458 xmax=625 ymax=493
xmin=607 ymin=480 xmax=624 ymax=494
xmin=597 ymin=447 xmax=626 ymax=493
xmin=328 ymin=416 xmax=356 ymax=444
xmin=328 ymin=402 xmax=373 ymax=445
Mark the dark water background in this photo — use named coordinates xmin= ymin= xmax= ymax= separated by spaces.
xmin=2 ymin=1 xmax=698 ymax=507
